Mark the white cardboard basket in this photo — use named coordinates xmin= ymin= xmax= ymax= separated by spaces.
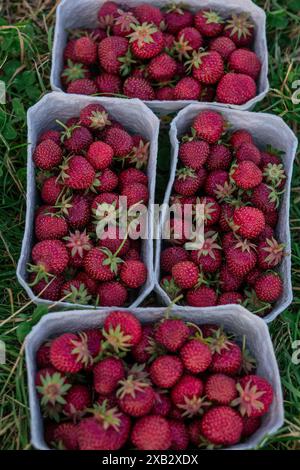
xmin=155 ymin=103 xmax=298 ymax=323
xmin=17 ymin=92 xmax=160 ymax=309
xmin=25 ymin=306 xmax=284 ymax=450
xmin=51 ymin=0 xmax=269 ymax=115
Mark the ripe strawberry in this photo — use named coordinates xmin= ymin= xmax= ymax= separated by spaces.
xmin=120 ymin=260 xmax=147 ymax=289
xmin=219 ymin=264 xmax=243 ymax=292
xmin=186 ymin=286 xmax=218 ymax=307
xmin=226 ymin=239 xmax=257 ymax=277
xmin=123 ymin=76 xmax=155 ymax=100
xmin=222 ymin=231 xmax=238 ymax=251
xmin=67 ymin=78 xmax=98 ymax=95
xmin=257 ymin=237 xmax=284 ymax=270
xmin=92 ymin=168 xmax=118 ymax=193
xmin=152 ymin=391 xmax=172 ymax=417
xmin=96 ymin=73 xmax=122 ymax=94
xmin=98 ymin=226 xmax=129 ymax=256
xmin=188 ymin=50 xmax=224 ymax=85
xmin=231 ymin=160 xmax=262 ymax=190
xmin=229 ymin=49 xmax=261 ymax=80
xmin=172 ymin=261 xmax=199 ymax=289
xmin=63 ymin=39 xmax=77 ymax=62
xmin=175 ymin=27 xmax=203 ymax=58
xmin=173 ymin=77 xmax=201 ymax=101
xmin=61 ymin=155 xmax=95 ymax=190
xmin=193 ymin=110 xmax=225 ymax=143
xmin=218 ymin=292 xmax=243 ymax=305
xmin=224 ymin=13 xmax=254 ymax=47
xmin=41 ymin=177 xmax=63 ymax=206
xmin=97 ymin=281 xmax=127 ymax=307
xmin=74 ymin=37 xmax=97 ymax=65
xmin=131 ymin=415 xmax=171 ymax=450
xmin=119 ymin=168 xmax=148 ymax=190
xmin=33 ymin=140 xmax=62 ymax=170
xmin=204 ymin=170 xmax=229 ymax=198
xmin=206 ymin=144 xmax=232 ymax=171
xmin=98 ymin=36 xmax=129 ymax=74
xmin=38 ymin=129 xmax=61 ymax=145
xmin=61 ymin=122 xmax=93 ymax=152
xmin=131 ymin=325 xmax=154 ymax=364
xmin=35 ymin=212 xmax=68 ymax=241
xmin=31 ymin=274 xmax=64 ymax=301
xmin=205 ymin=374 xmax=237 ymax=405
xmin=93 ymin=357 xmax=125 ymax=395
xmin=230 ymin=129 xmax=254 ymax=149
xmin=236 ymin=142 xmax=261 ymax=165
xmin=210 ymin=342 xmax=242 ymax=376
xmin=161 ymin=246 xmax=189 ymax=273
xmin=121 ymin=182 xmax=149 ymax=206
xmin=36 ymin=342 xmax=51 ymax=368
xmin=112 ymin=9 xmax=138 ymax=37
xmin=31 ymin=239 xmax=69 ymax=277
xmin=254 ymin=272 xmax=283 ymax=303
xmin=84 ymin=247 xmax=119 ymax=281
xmin=188 ymin=420 xmax=202 ymax=446
xmin=78 ymin=404 xmax=130 ymax=450
xmin=80 ymin=104 xmax=111 ymax=130
xmin=251 ymin=183 xmax=280 ymax=214
xmin=63 ymin=385 xmax=91 ymax=418
xmin=148 ymin=53 xmax=177 ymax=82
xmin=129 ymin=23 xmax=164 ymax=60
xmin=194 ymin=9 xmax=224 ymax=37
xmin=209 ymin=36 xmax=236 ymax=59
xmin=173 ymin=167 xmax=202 ymax=196
xmin=169 ymin=420 xmax=189 ymax=450
xmin=97 ymin=1 xmax=118 ymax=28
xmin=86 ymin=141 xmax=114 ymax=170
xmin=117 ymin=378 xmax=155 ymax=417
xmin=201 ymin=406 xmax=243 ymax=445
xmin=65 ymin=194 xmax=90 ymax=229
xmin=233 ymin=374 xmax=274 ymax=417
xmin=233 ymin=206 xmax=265 ymax=239
xmin=171 ymin=375 xmax=206 ymax=418
xmin=103 ymin=310 xmax=142 ymax=351
xmin=50 ymin=332 xmax=93 ymax=373
xmin=154 ymin=318 xmax=189 ymax=352
xmin=53 ymin=422 xmax=79 ymax=450
xmin=104 ymin=127 xmax=133 ymax=157
xmin=156 ymin=86 xmax=175 ymax=100
xmin=165 ymin=6 xmax=193 ymax=34
xmin=132 ymin=3 xmax=163 ymax=27
xmin=216 ymin=73 xmax=256 ymax=105
xmin=150 ymin=355 xmax=183 ymax=388
xmin=179 ymin=140 xmax=209 ymax=170
xmin=180 ymin=339 xmax=212 ymax=375
xmin=264 ymin=209 xmax=279 ymax=228
xmin=242 ymin=416 xmax=261 ymax=437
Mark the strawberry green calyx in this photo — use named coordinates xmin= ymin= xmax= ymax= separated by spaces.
xmin=118 ymin=49 xmax=137 ymax=76
xmin=225 ymin=13 xmax=253 ymax=40
xmin=64 ymin=230 xmax=91 ymax=258
xmin=27 ymin=263 xmax=55 ymax=285
xmin=102 ymin=323 xmax=133 ymax=354
xmin=90 ymin=402 xmax=121 ymax=431
xmin=263 ymin=163 xmax=286 ymax=188
xmin=117 ymin=374 xmax=149 ymax=399
xmin=115 ymin=9 xmax=138 ymax=32
xmin=37 ymin=371 xmax=71 ymax=407
xmin=178 ymin=395 xmax=211 ymax=418
xmin=203 ymin=10 xmax=224 ymax=24
xmin=63 ymin=282 xmax=92 ymax=304
xmin=181 ymin=128 xmax=197 ymax=143
xmin=214 ymin=181 xmax=236 ymax=201
xmin=71 ymin=332 xmax=94 ymax=367
xmin=205 ymin=328 xmax=233 ymax=354
xmin=126 ymin=140 xmax=150 ymax=169
xmin=243 ymin=289 xmax=271 ymax=316
xmin=197 ymin=232 xmax=221 ymax=259
xmin=86 ymin=110 xmax=111 ymax=130
xmin=176 ymin=167 xmax=197 ymax=180
xmin=127 ymin=363 xmax=150 ymax=382
xmin=128 ymin=22 xmax=158 ymax=47
xmin=100 ymin=246 xmax=124 ymax=275
xmin=161 ymin=277 xmax=182 ymax=300
xmin=232 ymin=381 xmax=265 ymax=417
xmin=173 ymin=36 xmax=193 ymax=60
xmin=56 ymin=120 xmax=80 ymax=142
xmin=62 ymin=60 xmax=88 ymax=84
xmin=165 ymin=3 xmax=186 ymax=14
xmin=185 ymin=49 xmax=209 ymax=72
xmin=262 ymin=237 xmax=285 ymax=266
xmin=241 ymin=335 xmax=256 ymax=374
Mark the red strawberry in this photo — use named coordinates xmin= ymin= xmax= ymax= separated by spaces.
xmin=93 ymin=168 xmax=118 ymax=193
xmin=245 ymin=267 xmax=262 ymax=287
xmin=61 ymin=156 xmax=95 ymax=190
xmin=179 ymin=140 xmax=209 ymax=170
xmin=117 ymin=378 xmax=155 ymax=417
xmin=63 ymin=385 xmax=91 ymax=418
xmin=224 ymin=13 xmax=254 ymax=47
xmin=233 ymin=374 xmax=274 ymax=417
xmin=112 ymin=9 xmax=138 ymax=37
xmin=231 ymin=160 xmax=262 ymax=190
xmin=41 ymin=177 xmax=63 ymax=205
xmin=226 ymin=239 xmax=257 ymax=277
xmin=36 ymin=342 xmax=51 ymax=368
xmin=209 ymin=36 xmax=236 ymax=59
xmin=229 ymin=49 xmax=261 ymax=80
xmin=173 ymin=77 xmax=201 ymax=100
xmin=254 ymin=272 xmax=283 ymax=303
xmin=61 ymin=123 xmax=93 ymax=152
xmin=169 ymin=420 xmax=189 ymax=450
xmin=38 ymin=130 xmax=61 ymax=145
xmin=119 ymin=168 xmax=148 ymax=190
xmin=96 ymin=73 xmax=122 ymax=94
xmin=201 ymin=406 xmax=243 ymax=445
xmin=250 ymin=183 xmax=280 ymax=213
xmin=242 ymin=416 xmax=261 ymax=437
xmin=172 ymin=261 xmax=199 ymax=289
xmin=257 ymin=237 xmax=284 ymax=269
xmin=104 ymin=127 xmax=133 ymax=157
xmin=233 ymin=206 xmax=265 ymax=239
xmin=264 ymin=209 xmax=278 ymax=228
xmin=219 ymin=264 xmax=242 ymax=292
xmin=218 ymin=292 xmax=243 ymax=305
xmin=131 ymin=415 xmax=171 ymax=450
xmin=150 ymin=355 xmax=183 ymax=388
xmin=160 ymin=246 xmax=189 ymax=273
xmin=74 ymin=37 xmax=97 ymax=65
xmin=86 ymin=141 xmax=114 ymax=170
xmin=121 ymin=182 xmax=149 ymax=206
xmin=186 ymin=286 xmax=218 ymax=307
xmin=152 ymin=391 xmax=172 ymax=417
xmin=84 ymin=247 xmax=120 ymax=281
xmin=204 ymin=170 xmax=229 ymax=198
xmin=97 ymin=1 xmax=118 ymax=28
xmin=165 ymin=6 xmax=193 ymax=34
xmin=205 ymin=374 xmax=237 ymax=405
xmin=31 ymin=239 xmax=69 ymax=277
xmin=154 ymin=318 xmax=189 ymax=352
xmin=188 ymin=50 xmax=224 ymax=85
xmin=120 ymin=260 xmax=147 ymax=289
xmin=206 ymin=144 xmax=232 ymax=171
xmin=63 ymin=39 xmax=77 ymax=62
xmin=132 ymin=3 xmax=163 ymax=27
xmin=230 ymin=129 xmax=254 ymax=149
xmin=33 ymin=140 xmax=62 ymax=170
xmin=123 ymin=76 xmax=155 ymax=100
xmin=93 ymin=357 xmax=125 ymax=395
xmin=193 ymin=110 xmax=225 ymax=143
xmin=148 ymin=53 xmax=177 ymax=82
xmin=188 ymin=420 xmax=202 ymax=446
xmin=31 ymin=274 xmax=64 ymax=301
xmin=180 ymin=339 xmax=212 ymax=374
xmin=194 ymin=9 xmax=224 ymax=37
xmin=171 ymin=375 xmax=206 ymax=418
xmin=50 ymin=332 xmax=94 ymax=373
xmin=175 ymin=27 xmax=203 ymax=58
xmin=222 ymin=231 xmax=238 ymax=251
xmin=80 ymin=104 xmax=111 ymax=130
xmin=98 ymin=226 xmax=129 ymax=256
xmin=97 ymin=281 xmax=127 ymax=307
xmin=156 ymin=86 xmax=175 ymax=100
xmin=35 ymin=212 xmax=68 ymax=241
xmin=65 ymin=195 xmax=90 ymax=229
xmin=53 ymin=422 xmax=78 ymax=450
xmin=236 ymin=142 xmax=261 ymax=165
xmin=98 ymin=36 xmax=129 ymax=74
xmin=129 ymin=23 xmax=164 ymax=60
xmin=103 ymin=310 xmax=142 ymax=351
xmin=216 ymin=73 xmax=256 ymax=105
xmin=174 ymin=167 xmax=202 ymax=196
xmin=210 ymin=342 xmax=242 ymax=376
xmin=67 ymin=78 xmax=98 ymax=95
xmin=131 ymin=325 xmax=154 ymax=364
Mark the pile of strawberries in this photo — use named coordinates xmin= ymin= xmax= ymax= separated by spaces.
xmin=35 ymin=310 xmax=274 ymax=450
xmin=28 ymin=103 xmax=150 ymax=306
xmin=61 ymin=2 xmax=261 ymax=105
xmin=160 ymin=109 xmax=286 ymax=316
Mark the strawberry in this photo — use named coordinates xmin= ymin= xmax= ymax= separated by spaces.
xmin=150 ymin=355 xmax=183 ymax=388
xmin=233 ymin=374 xmax=274 ymax=417
xmin=67 ymin=78 xmax=98 ymax=95
xmin=218 ymin=292 xmax=243 ymax=305
xmin=254 ymin=272 xmax=283 ymax=303
xmin=35 ymin=212 xmax=68 ymax=241
xmin=257 ymin=237 xmax=284 ymax=269
xmin=65 ymin=195 xmax=90 ymax=229
xmin=63 ymin=39 xmax=77 ymax=62
xmin=179 ymin=140 xmax=209 ymax=170
xmin=263 ymin=162 xmax=286 ymax=189
xmin=186 ymin=286 xmax=218 ymax=307
xmin=86 ymin=141 xmax=114 ymax=170
xmin=123 ymin=76 xmax=155 ymax=100
xmin=80 ymin=104 xmax=111 ymax=130
xmin=187 ymin=50 xmax=224 ymax=85
xmin=104 ymin=127 xmax=133 ymax=157
xmin=63 ymin=385 xmax=91 ymax=419
xmin=233 ymin=206 xmax=265 ymax=239
xmin=61 ymin=280 xmax=91 ymax=304
xmin=231 ymin=160 xmax=262 ymax=190
xmin=36 ymin=342 xmax=51 ymax=368
xmin=224 ymin=13 xmax=254 ymax=47
xmin=41 ymin=177 xmax=63 ymax=205
xmin=172 ymin=261 xmax=199 ymax=289
xmin=222 ymin=231 xmax=238 ymax=251
xmin=226 ymin=239 xmax=257 ymax=277
xmin=31 ymin=274 xmax=64 ymax=301
xmin=60 ymin=122 xmax=93 ymax=152
xmin=60 ymin=155 xmax=95 ymax=190
xmin=229 ymin=49 xmax=261 ymax=80
xmin=61 ymin=59 xmax=91 ymax=88
xmin=93 ymin=357 xmax=125 ymax=395
xmin=173 ymin=77 xmax=201 ymax=101
xmin=98 ymin=36 xmax=129 ymax=74
xmin=91 ymin=192 xmax=119 ymax=215
xmin=165 ymin=6 xmax=193 ymax=34
xmin=112 ymin=9 xmax=138 ymax=37
xmin=38 ymin=129 xmax=61 ymax=145
xmin=53 ymin=422 xmax=79 ymax=450
xmin=230 ymin=129 xmax=254 ymax=149
xmin=210 ymin=342 xmax=242 ymax=376
xmin=209 ymin=36 xmax=236 ymax=59
xmin=264 ymin=209 xmax=278 ymax=228
xmin=161 ymin=246 xmax=189 ymax=273
xmin=204 ymin=170 xmax=229 ymax=198
xmin=200 ymin=197 xmax=221 ymax=226
xmin=97 ymin=1 xmax=118 ymax=29
xmin=219 ymin=264 xmax=242 ymax=292
xmin=190 ymin=230 xmax=221 ymax=270
xmin=31 ymin=239 xmax=69 ymax=278
xmin=126 ymin=135 xmax=150 ymax=169
xmin=260 ymin=149 xmax=282 ymax=168
xmin=171 ymin=375 xmax=206 ymax=418
xmin=97 ymin=281 xmax=127 ymax=307
xmin=175 ymin=27 xmax=203 ymax=58
xmin=103 ymin=310 xmax=142 ymax=351
xmin=98 ymin=226 xmax=129 ymax=256
xmin=188 ymin=420 xmax=202 ymax=446
xmin=194 ymin=9 xmax=224 ymax=37
xmin=152 ymin=391 xmax=172 ymax=417
xmin=201 ymin=406 xmax=243 ymax=445
xmin=131 ymin=325 xmax=154 ymax=364
xmin=129 ymin=23 xmax=164 ymax=60
xmin=93 ymin=168 xmax=118 ymax=193
xmin=180 ymin=339 xmax=212 ymax=374
xmin=50 ymin=332 xmax=94 ymax=373
xmin=132 ymin=3 xmax=164 ymax=27
xmin=156 ymin=86 xmax=175 ymax=100
xmin=74 ymin=37 xmax=97 ymax=65
xmin=33 ymin=140 xmax=62 ymax=170
xmin=205 ymin=374 xmax=237 ymax=405
xmin=121 ymin=182 xmax=149 ymax=206
xmin=193 ymin=110 xmax=225 ymax=143
xmin=96 ymin=73 xmax=122 ymax=94
xmin=206 ymin=144 xmax=232 ymax=171
xmin=174 ymin=167 xmax=202 ymax=196
xmin=117 ymin=377 xmax=155 ymax=417
xmin=148 ymin=53 xmax=177 ymax=82
xmin=245 ymin=267 xmax=262 ymax=287
xmin=131 ymin=415 xmax=171 ymax=450
xmin=236 ymin=143 xmax=261 ymax=166
xmin=120 ymin=260 xmax=147 ymax=289
xmin=119 ymin=168 xmax=148 ymax=189
xmin=154 ymin=318 xmax=189 ymax=352
xmin=169 ymin=420 xmax=189 ymax=450
xmin=242 ymin=416 xmax=261 ymax=437
xmin=84 ymin=247 xmax=119 ymax=281
xmin=216 ymin=73 xmax=256 ymax=105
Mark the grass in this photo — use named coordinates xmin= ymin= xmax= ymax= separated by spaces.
xmin=0 ymin=0 xmax=299 ymax=450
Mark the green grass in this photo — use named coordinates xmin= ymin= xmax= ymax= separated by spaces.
xmin=0 ymin=0 xmax=300 ymax=450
